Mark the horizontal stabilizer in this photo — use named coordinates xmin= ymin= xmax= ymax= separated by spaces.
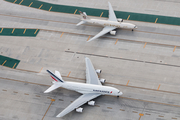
xmin=76 ymin=21 xmax=86 ymax=26
xmin=44 ymin=83 xmax=61 ymax=93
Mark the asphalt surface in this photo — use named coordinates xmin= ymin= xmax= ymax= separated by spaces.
xmin=0 ymin=0 xmax=180 ymax=120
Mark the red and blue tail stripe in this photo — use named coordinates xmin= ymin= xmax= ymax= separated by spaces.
xmin=47 ymin=70 xmax=64 ymax=83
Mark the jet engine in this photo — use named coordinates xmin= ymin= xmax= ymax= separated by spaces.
xmin=88 ymin=101 xmax=95 ymax=106
xmin=110 ymin=31 xmax=116 ymax=35
xmin=99 ymin=78 xmax=106 ymax=83
xmin=76 ymin=107 xmax=83 ymax=113
xmin=117 ymin=18 xmax=123 ymax=22
xmin=96 ymin=69 xmax=102 ymax=74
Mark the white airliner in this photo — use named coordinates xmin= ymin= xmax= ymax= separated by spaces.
xmin=44 ymin=57 xmax=123 ymax=117
xmin=76 ymin=2 xmax=137 ymax=42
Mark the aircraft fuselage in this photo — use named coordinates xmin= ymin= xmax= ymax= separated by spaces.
xmin=85 ymin=19 xmax=137 ymax=30
xmin=56 ymin=81 xmax=123 ymax=96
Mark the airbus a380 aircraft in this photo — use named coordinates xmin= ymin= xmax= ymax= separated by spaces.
xmin=76 ymin=2 xmax=137 ymax=42
xmin=44 ymin=57 xmax=123 ymax=117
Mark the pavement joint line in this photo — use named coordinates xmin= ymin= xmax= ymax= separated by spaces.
xmin=12 ymin=28 xmax=15 ymax=33
xmin=13 ymin=0 xmax=17 ymax=3
xmin=1 ymin=13 xmax=180 ymax=37
xmin=49 ymin=6 xmax=52 ymax=11
xmin=1 ymin=76 xmax=180 ymax=107
xmin=24 ymin=93 xmax=29 ymax=95
xmin=67 ymin=71 xmax=71 ymax=77
xmin=16 ymin=68 xmax=39 ymax=73
xmin=39 ymin=67 xmax=43 ymax=73
xmin=127 ymin=15 xmax=130 ymax=20
xmin=74 ymin=9 xmax=77 ymax=14
xmin=65 ymin=51 xmax=180 ymax=68
xmin=2 ymin=60 xmax=7 ymax=66
xmin=115 ymin=39 xmax=118 ymax=45
xmin=29 ymin=2 xmax=33 ymax=7
xmin=23 ymin=28 xmax=26 ymax=34
xmin=0 ymin=28 xmax=3 ymax=33
xmin=126 ymin=80 xmax=130 ymax=86
xmin=157 ymin=84 xmax=161 ymax=90
xmin=12 ymin=63 xmax=16 ymax=69
xmin=100 ymin=12 xmax=103 ymax=17
xmin=2 ymin=89 xmax=7 ymax=91
xmin=39 ymin=4 xmax=43 ymax=9
xmin=60 ymin=32 xmax=64 ymax=37
xmin=42 ymin=99 xmax=54 ymax=120
xmin=19 ymin=0 xmax=23 ymax=5
xmin=143 ymin=42 xmax=147 ymax=48
xmin=0 ymin=77 xmax=50 ymax=87
xmin=155 ymin=18 xmax=158 ymax=23
xmin=173 ymin=46 xmax=176 ymax=52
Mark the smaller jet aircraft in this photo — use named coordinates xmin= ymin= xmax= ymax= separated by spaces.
xmin=44 ymin=57 xmax=123 ymax=117
xmin=76 ymin=2 xmax=137 ymax=42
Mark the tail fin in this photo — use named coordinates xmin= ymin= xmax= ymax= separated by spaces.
xmin=79 ymin=11 xmax=89 ymax=20
xmin=47 ymin=70 xmax=64 ymax=83
xmin=76 ymin=11 xmax=88 ymax=26
xmin=44 ymin=70 xmax=64 ymax=93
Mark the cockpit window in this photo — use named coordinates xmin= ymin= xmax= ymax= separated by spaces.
xmin=118 ymin=91 xmax=120 ymax=93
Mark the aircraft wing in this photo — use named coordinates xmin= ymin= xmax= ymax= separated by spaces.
xmin=87 ymin=26 xmax=116 ymax=42
xmin=56 ymin=93 xmax=101 ymax=117
xmin=108 ymin=2 xmax=117 ymax=21
xmin=85 ymin=57 xmax=102 ymax=85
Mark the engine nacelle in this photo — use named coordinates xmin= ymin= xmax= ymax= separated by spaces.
xmin=88 ymin=101 xmax=95 ymax=106
xmin=110 ymin=31 xmax=116 ymax=35
xmin=117 ymin=18 xmax=123 ymax=22
xmin=96 ymin=69 xmax=102 ymax=74
xmin=99 ymin=78 xmax=106 ymax=83
xmin=76 ymin=107 xmax=83 ymax=113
